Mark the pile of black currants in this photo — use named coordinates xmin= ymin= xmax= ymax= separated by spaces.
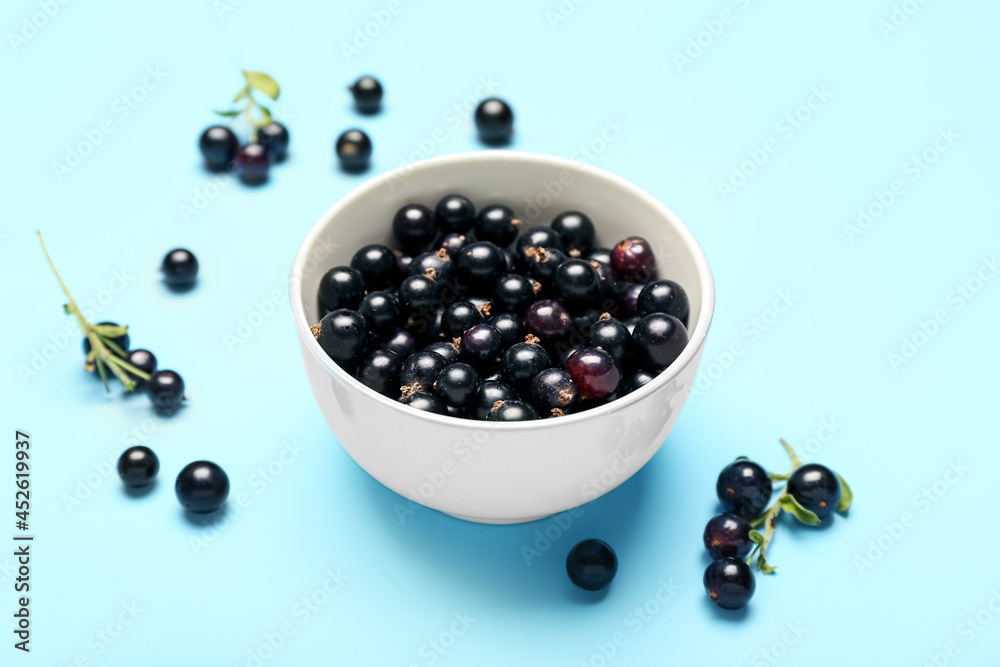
xmin=702 ymin=440 xmax=853 ymax=610
xmin=312 ymin=194 xmax=692 ymax=421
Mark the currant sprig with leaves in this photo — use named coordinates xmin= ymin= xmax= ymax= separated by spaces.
xmin=214 ymin=70 xmax=281 ymax=143
xmin=744 ymin=439 xmax=853 ymax=574
xmin=37 ymin=232 xmax=150 ymax=392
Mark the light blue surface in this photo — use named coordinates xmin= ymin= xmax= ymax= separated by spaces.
xmin=2 ymin=0 xmax=999 ymax=664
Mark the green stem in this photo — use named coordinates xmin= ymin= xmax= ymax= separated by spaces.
xmin=746 ymin=438 xmax=807 ymax=574
xmin=780 ymin=438 xmax=804 ymax=470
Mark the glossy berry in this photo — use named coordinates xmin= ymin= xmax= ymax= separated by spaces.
xmin=475 ymin=205 xmax=522 ymax=247
xmin=489 ymin=312 xmax=522 ymax=347
xmin=198 ymin=125 xmax=238 ymax=171
xmin=435 ymin=194 xmax=476 ymax=233
xmin=117 ymin=446 xmax=159 ymax=488
xmin=147 ymin=370 xmax=184 ymax=410
xmin=416 ymin=307 xmax=446 ymax=344
xmin=456 ymin=241 xmax=506 ymax=291
xmin=459 ymin=324 xmax=504 ymax=371
xmin=400 ymin=390 xmax=447 ymax=415
xmin=358 ymin=291 xmax=400 ymax=332
xmin=524 ymin=247 xmax=568 ymax=289
xmin=397 ymin=275 xmax=440 ymax=313
xmin=474 ymin=98 xmax=514 ymax=144
xmin=393 ymin=249 xmax=414 ymax=275
xmin=704 ymin=558 xmax=755 ymax=610
xmin=442 ymin=301 xmax=483 ymax=338
xmin=124 ymin=349 xmax=157 ymax=387
xmin=381 ymin=327 xmax=419 ymax=360
xmin=566 ymin=539 xmax=618 ymax=591
xmin=587 ymin=315 xmax=632 ymax=363
xmin=703 ymin=514 xmax=753 ymax=560
xmin=409 ymin=249 xmax=455 ymax=284
xmin=493 ymin=273 xmax=535 ymax=314
xmin=487 ymin=400 xmax=539 ymax=421
xmin=257 ymin=122 xmax=290 ymax=162
xmin=637 ymin=280 xmax=690 ymax=325
xmin=161 ymin=248 xmax=199 ymax=288
xmin=348 ymin=75 xmax=383 ymax=114
xmin=425 ymin=340 xmax=460 ymax=365
xmin=318 ymin=266 xmax=367 ymax=311
xmin=787 ymin=464 xmax=842 ymax=521
xmin=351 ymin=244 xmax=398 ymax=289
xmin=400 ymin=350 xmax=448 ymax=390
xmin=551 ymin=211 xmax=596 ymax=257
xmin=564 ymin=348 xmax=621 ymax=401
xmin=317 ymin=309 xmax=369 ymax=371
xmin=617 ymin=283 xmax=645 ymax=319
xmin=355 ymin=349 xmax=402 ymax=397
xmin=529 ymin=368 xmax=577 ymax=411
xmin=472 ymin=379 xmax=519 ymax=420
xmin=502 ymin=337 xmax=551 ymax=388
xmin=433 ymin=362 xmax=480 ymax=408
xmin=175 ymin=461 xmax=230 ymax=514
xmin=553 ymin=259 xmax=601 ymax=312
xmin=436 ymin=233 xmax=470 ymax=260
xmin=335 ymin=129 xmax=372 ymax=172
xmin=83 ymin=321 xmax=130 ymax=355
xmin=586 ymin=247 xmax=613 ymax=266
xmin=516 ymin=226 xmax=564 ymax=262
xmin=621 ymin=368 xmax=658 ymax=395
xmin=392 ymin=203 xmax=437 ymax=250
xmin=523 ymin=299 xmax=571 ymax=340
xmin=716 ymin=460 xmax=773 ymax=518
xmin=610 ymin=236 xmax=657 ymax=283
xmin=234 ymin=144 xmax=269 ymax=185
xmin=632 ymin=314 xmax=688 ymax=370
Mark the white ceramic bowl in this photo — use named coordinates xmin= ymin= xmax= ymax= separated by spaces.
xmin=290 ymin=151 xmax=714 ymax=524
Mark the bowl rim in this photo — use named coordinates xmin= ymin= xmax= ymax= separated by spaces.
xmin=290 ymin=150 xmax=715 ymax=430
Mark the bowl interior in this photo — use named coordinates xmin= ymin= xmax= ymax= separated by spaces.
xmin=293 ymin=151 xmax=710 ymax=344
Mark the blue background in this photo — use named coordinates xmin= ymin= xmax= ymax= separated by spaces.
xmin=2 ymin=0 xmax=999 ymax=665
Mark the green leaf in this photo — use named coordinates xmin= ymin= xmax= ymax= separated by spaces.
xmin=233 ymin=86 xmax=250 ymax=103
xmin=779 ymin=495 xmax=821 ymax=526
xmin=757 ymin=552 xmax=776 ymax=574
xmin=257 ymin=105 xmax=273 ymax=125
xmin=734 ymin=455 xmax=749 ymax=461
xmin=748 ymin=530 xmax=764 ymax=545
xmin=242 ymin=70 xmax=280 ymax=100
xmin=214 ymin=110 xmax=240 ymax=118
xmin=836 ymin=473 xmax=853 ymax=512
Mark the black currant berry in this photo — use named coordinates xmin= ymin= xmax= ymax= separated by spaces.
xmin=400 ymin=390 xmax=448 ymax=415
xmin=161 ymin=248 xmax=199 ymax=288
xmin=122 ymin=349 xmax=156 ymax=387
xmin=716 ymin=460 xmax=773 ymax=518
xmin=529 ymin=367 xmax=577 ymax=411
xmin=631 ymin=314 xmax=688 ymax=371
xmin=472 ymin=379 xmax=519 ymax=420
xmin=610 ymin=236 xmax=657 ymax=283
xmin=318 ymin=266 xmax=367 ymax=312
xmin=117 ymin=446 xmax=159 ymax=488
xmin=198 ymin=125 xmax=238 ymax=172
xmin=566 ymin=539 xmax=618 ymax=591
xmin=502 ymin=336 xmax=551 ymax=388
xmin=351 ymin=244 xmax=399 ymax=289
xmin=83 ymin=321 xmax=130 ymax=355
xmin=617 ymin=283 xmax=644 ymax=319
xmin=234 ymin=144 xmax=269 ymax=185
xmin=258 ymin=122 xmax=290 ymax=162
xmin=335 ymin=129 xmax=372 ymax=172
xmin=523 ymin=299 xmax=571 ymax=341
xmin=524 ymin=246 xmax=568 ymax=288
xmin=553 ymin=259 xmax=601 ymax=312
xmin=564 ymin=348 xmax=621 ymax=401
xmin=397 ymin=275 xmax=440 ymax=313
xmin=381 ymin=327 xmax=419 ymax=360
xmin=458 ymin=324 xmax=504 ymax=371
xmin=637 ymin=279 xmax=690 ymax=325
xmin=704 ymin=559 xmax=755 ymax=610
xmin=493 ymin=273 xmax=535 ymax=313
xmin=516 ymin=226 xmax=564 ymax=263
xmin=176 ymin=461 xmax=230 ymax=514
xmin=487 ymin=400 xmax=539 ymax=421
xmin=587 ymin=314 xmax=632 ymax=363
xmin=787 ymin=464 xmax=841 ymax=521
xmin=442 ymin=300 xmax=484 ymax=338
xmin=475 ymin=205 xmax=522 ymax=247
xmin=489 ymin=312 xmax=523 ymax=347
xmin=433 ymin=362 xmax=480 ymax=408
xmin=456 ymin=241 xmax=506 ymax=292
xmin=551 ymin=211 xmax=595 ymax=257
xmin=355 ymin=349 xmax=402 ymax=397
xmin=400 ymin=350 xmax=448 ymax=390
xmin=703 ymin=514 xmax=753 ymax=560
xmin=435 ymin=194 xmax=476 ymax=233
xmin=348 ymin=75 xmax=383 ymax=114
xmin=425 ymin=340 xmax=460 ymax=365
xmin=436 ymin=233 xmax=470 ymax=259
xmin=621 ymin=368 xmax=658 ymax=395
xmin=317 ymin=309 xmax=369 ymax=371
xmin=474 ymin=98 xmax=514 ymax=144
xmin=409 ymin=249 xmax=455 ymax=284
xmin=392 ymin=203 xmax=437 ymax=251
xmin=358 ymin=291 xmax=401 ymax=333
xmin=147 ymin=370 xmax=185 ymax=410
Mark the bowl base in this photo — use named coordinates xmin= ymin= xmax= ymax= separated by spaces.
xmin=443 ymin=511 xmax=551 ymax=525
